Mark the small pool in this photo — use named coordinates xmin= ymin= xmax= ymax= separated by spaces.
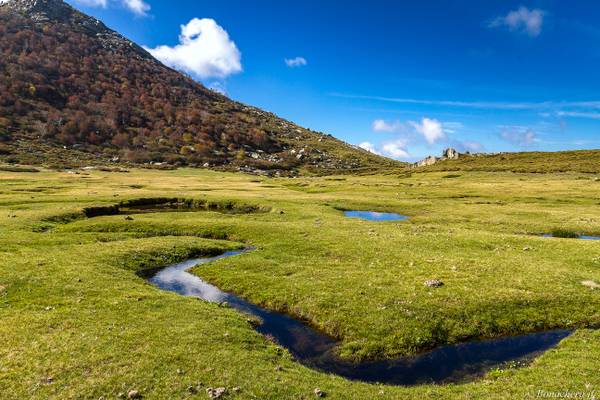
xmin=344 ymin=210 xmax=408 ymax=221
xmin=543 ymin=234 xmax=600 ymax=241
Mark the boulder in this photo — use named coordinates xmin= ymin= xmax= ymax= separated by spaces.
xmin=424 ymin=279 xmax=444 ymax=288
xmin=443 ymin=147 xmax=459 ymax=159
xmin=206 ymin=387 xmax=226 ymax=399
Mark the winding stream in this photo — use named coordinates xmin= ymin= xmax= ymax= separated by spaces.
xmin=138 ymin=249 xmax=572 ymax=386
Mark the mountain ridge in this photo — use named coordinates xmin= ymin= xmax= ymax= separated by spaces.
xmin=1 ymin=0 xmax=155 ymax=60
xmin=0 ymin=0 xmax=400 ymax=174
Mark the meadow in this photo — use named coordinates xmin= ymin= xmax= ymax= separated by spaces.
xmin=1 ymin=167 xmax=599 ymax=399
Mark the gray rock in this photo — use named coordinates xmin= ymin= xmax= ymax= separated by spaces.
xmin=206 ymin=387 xmax=227 ymax=399
xmin=443 ymin=147 xmax=459 ymax=159
xmin=314 ymin=388 xmax=326 ymax=397
xmin=412 ymin=147 xmax=464 ymax=168
xmin=424 ymin=279 xmax=444 ymax=288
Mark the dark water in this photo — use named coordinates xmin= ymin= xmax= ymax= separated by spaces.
xmin=138 ymin=250 xmax=572 ymax=386
xmin=344 ymin=210 xmax=408 ymax=222
xmin=543 ymin=234 xmax=600 ymax=240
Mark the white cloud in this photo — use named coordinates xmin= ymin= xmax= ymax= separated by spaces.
xmin=369 ymin=117 xmax=454 ymax=156
xmin=332 ymin=93 xmax=562 ymax=110
xmin=122 ymin=0 xmax=149 ymax=16
xmin=381 ymin=140 xmax=410 ymax=159
xmin=358 ymin=142 xmax=381 ymax=155
xmin=372 ymin=119 xmax=404 ymax=133
xmin=284 ymin=57 xmax=307 ymax=67
xmin=557 ymin=111 xmax=600 ymax=120
xmin=145 ymin=18 xmax=242 ymax=80
xmin=358 ymin=138 xmax=411 ymax=159
xmin=500 ymin=126 xmax=538 ymax=146
xmin=409 ymin=117 xmax=446 ymax=144
xmin=489 ymin=7 xmax=545 ymax=37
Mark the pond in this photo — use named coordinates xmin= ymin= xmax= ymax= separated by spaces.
xmin=543 ymin=234 xmax=600 ymax=240
xmin=138 ymin=250 xmax=572 ymax=386
xmin=344 ymin=210 xmax=408 ymax=222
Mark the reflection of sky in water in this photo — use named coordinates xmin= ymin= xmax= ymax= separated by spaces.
xmin=543 ymin=234 xmax=600 ymax=240
xmin=344 ymin=210 xmax=408 ymax=221
xmin=148 ymin=253 xmax=240 ymax=303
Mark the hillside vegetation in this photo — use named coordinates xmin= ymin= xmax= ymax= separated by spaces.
xmin=0 ymin=0 xmax=398 ymax=174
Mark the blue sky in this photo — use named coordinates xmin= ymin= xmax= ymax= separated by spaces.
xmin=66 ymin=0 xmax=600 ymax=161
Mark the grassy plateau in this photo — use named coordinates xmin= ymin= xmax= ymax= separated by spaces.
xmin=1 ymin=166 xmax=599 ymax=399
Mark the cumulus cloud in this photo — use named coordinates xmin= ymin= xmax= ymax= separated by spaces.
xmin=489 ymin=6 xmax=545 ymax=37
xmin=122 ymin=0 xmax=149 ymax=16
xmin=500 ymin=126 xmax=538 ymax=146
xmin=368 ymin=117 xmax=454 ymax=157
xmin=284 ymin=57 xmax=307 ymax=67
xmin=409 ymin=117 xmax=446 ymax=144
xmin=358 ymin=138 xmax=410 ymax=159
xmin=358 ymin=142 xmax=381 ymax=155
xmin=381 ymin=139 xmax=410 ymax=159
xmin=372 ymin=119 xmax=405 ymax=133
xmin=145 ymin=18 xmax=242 ymax=80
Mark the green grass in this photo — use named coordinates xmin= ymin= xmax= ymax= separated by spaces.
xmin=1 ymin=167 xmax=599 ymax=399
xmin=0 ymin=164 xmax=40 ymax=173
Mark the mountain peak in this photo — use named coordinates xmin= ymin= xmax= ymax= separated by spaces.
xmin=1 ymin=0 xmax=75 ymax=20
xmin=1 ymin=0 xmax=154 ymax=61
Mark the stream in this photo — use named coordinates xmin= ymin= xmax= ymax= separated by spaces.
xmin=138 ymin=249 xmax=572 ymax=386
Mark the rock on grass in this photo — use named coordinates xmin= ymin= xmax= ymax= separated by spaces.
xmin=206 ymin=387 xmax=226 ymax=399
xmin=424 ymin=279 xmax=444 ymax=288
xmin=581 ymin=280 xmax=600 ymax=290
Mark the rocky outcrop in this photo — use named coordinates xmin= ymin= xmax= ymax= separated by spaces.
xmin=443 ymin=147 xmax=459 ymax=160
xmin=412 ymin=147 xmax=462 ymax=168
xmin=415 ymin=155 xmax=438 ymax=168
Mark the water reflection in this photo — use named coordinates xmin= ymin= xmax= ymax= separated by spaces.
xmin=344 ymin=210 xmax=408 ymax=221
xmin=543 ymin=234 xmax=600 ymax=240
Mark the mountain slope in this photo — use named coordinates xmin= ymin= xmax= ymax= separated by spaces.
xmin=0 ymin=0 xmax=400 ymax=174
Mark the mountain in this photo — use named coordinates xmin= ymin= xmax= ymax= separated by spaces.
xmin=0 ymin=0 xmax=400 ymax=174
